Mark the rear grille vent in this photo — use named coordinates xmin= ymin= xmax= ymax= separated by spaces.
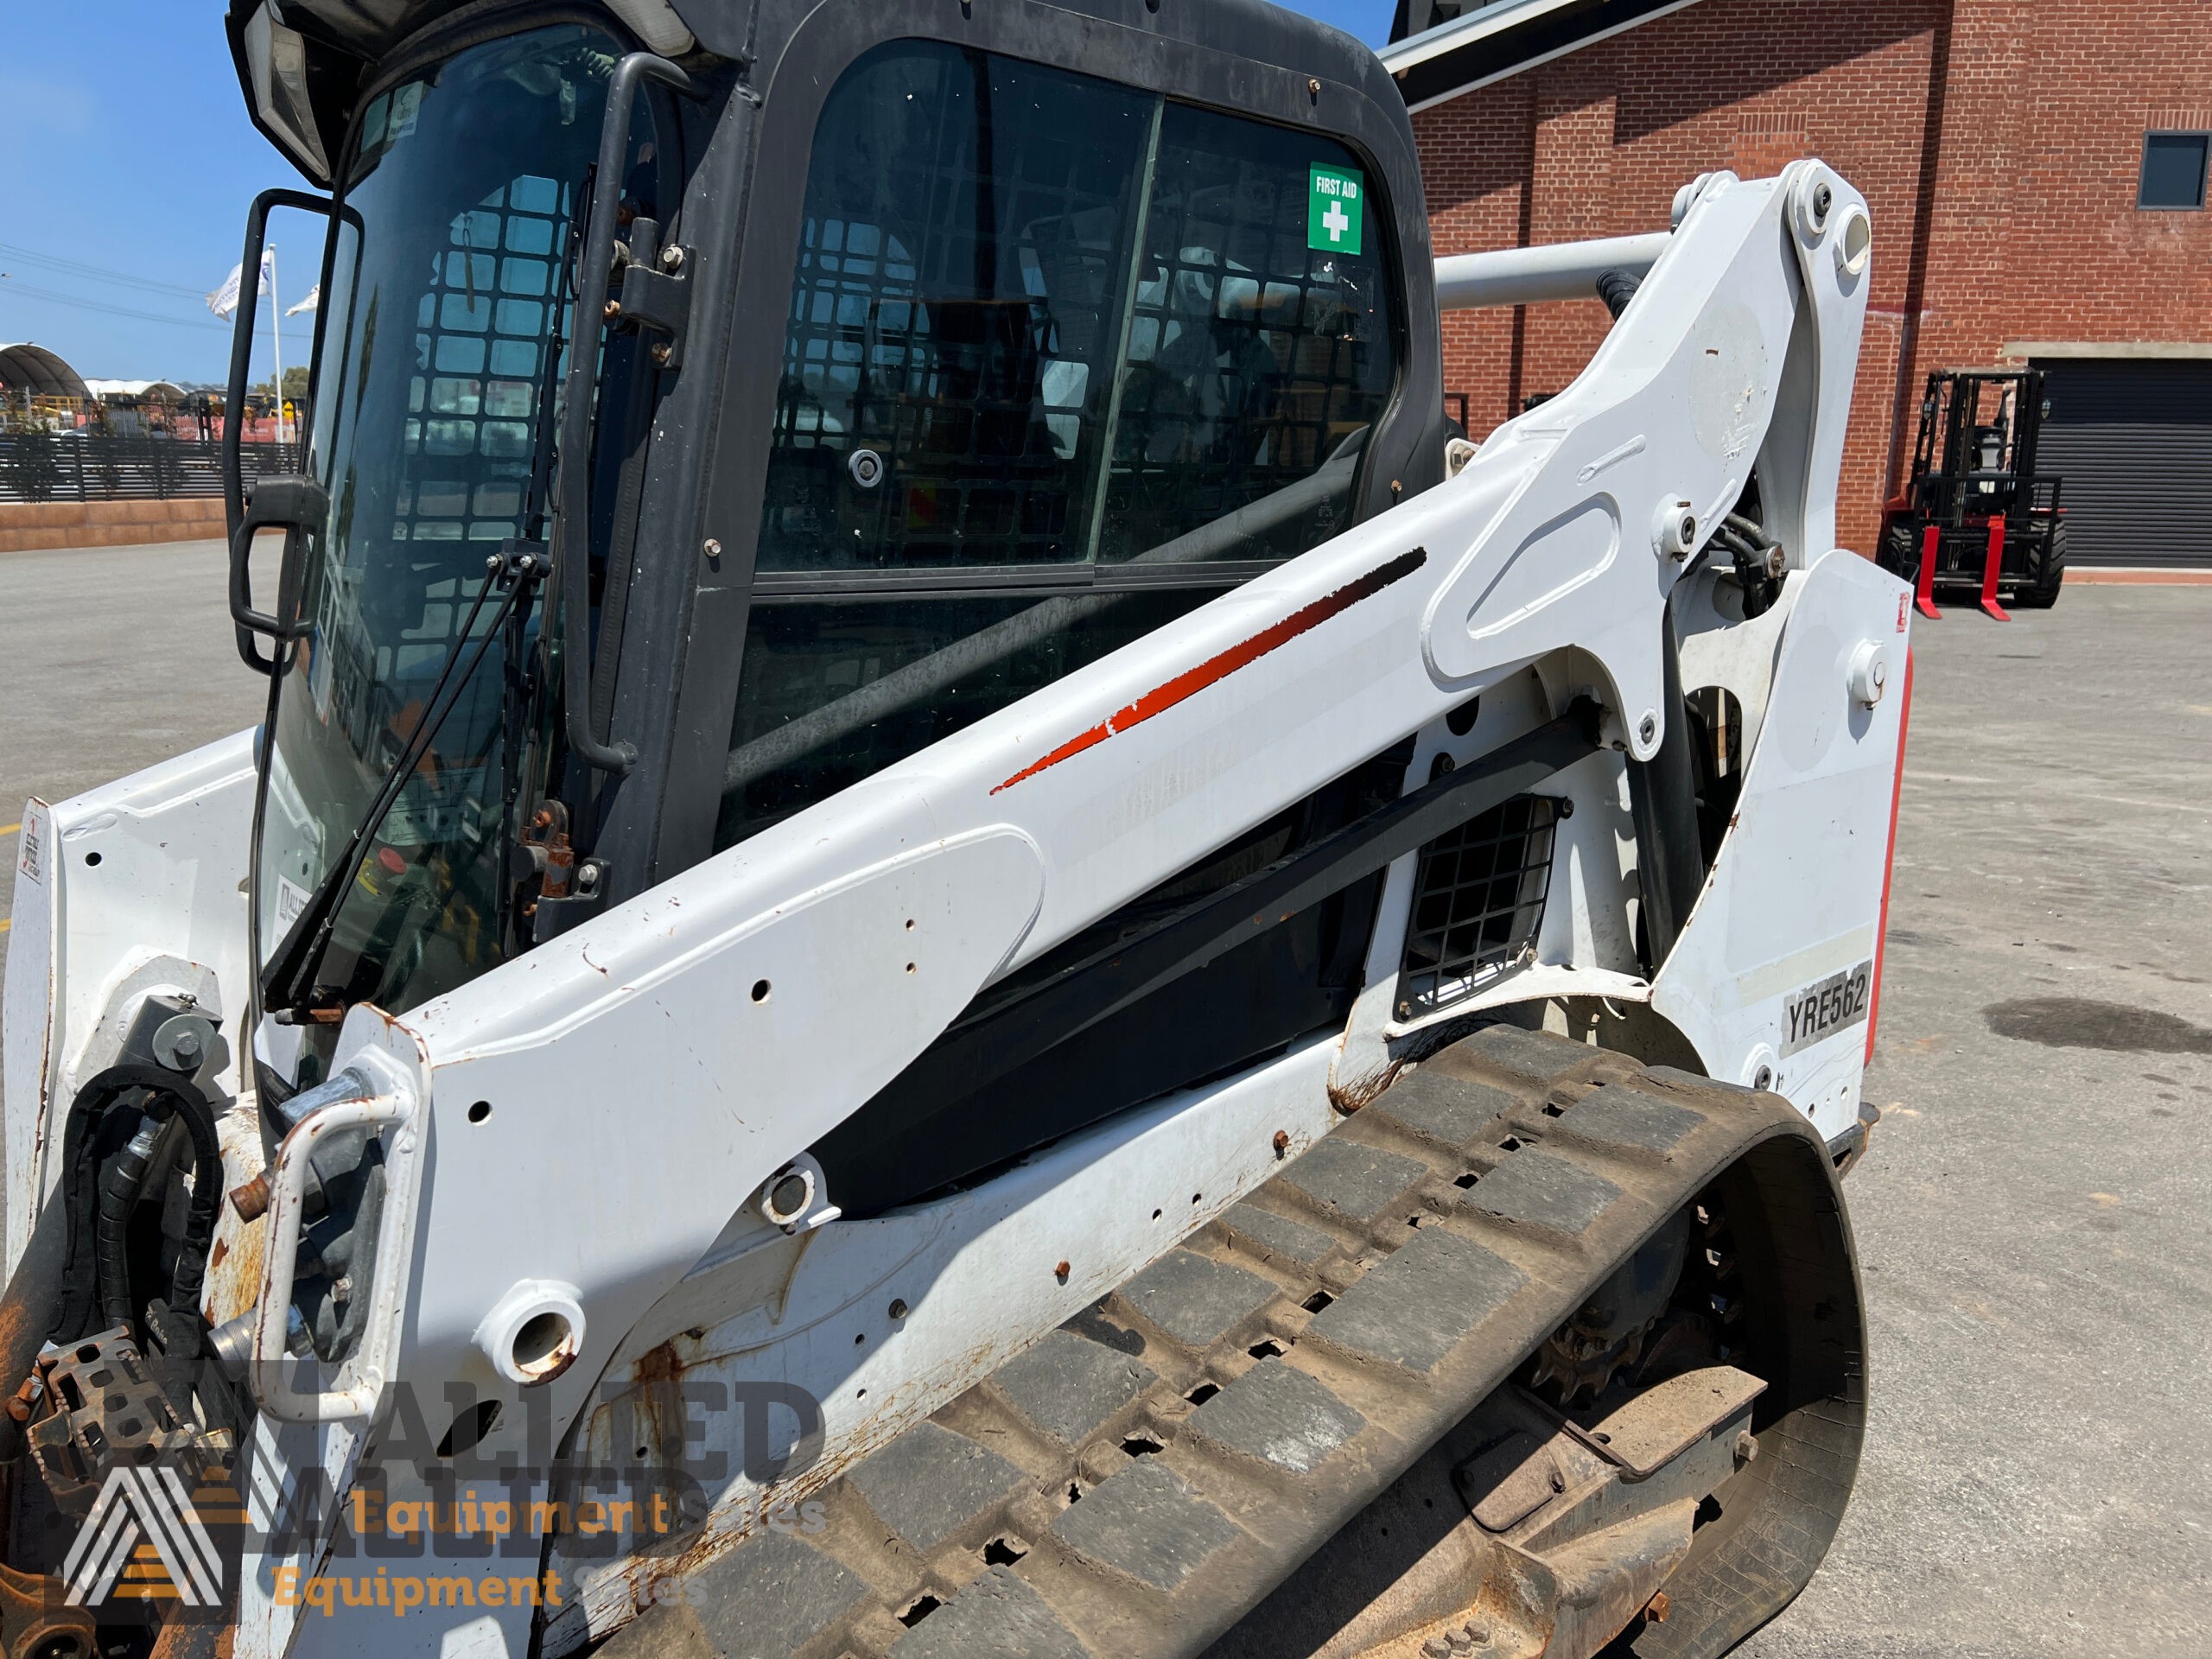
xmin=1397 ymin=795 xmax=1558 ymax=1019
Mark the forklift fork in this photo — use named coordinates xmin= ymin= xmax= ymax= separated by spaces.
xmin=1977 ymin=515 xmax=2011 ymax=621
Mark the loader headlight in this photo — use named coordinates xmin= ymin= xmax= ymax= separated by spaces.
xmin=241 ymin=3 xmax=331 ymax=181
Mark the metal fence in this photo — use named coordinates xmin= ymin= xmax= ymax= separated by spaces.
xmin=0 ymin=436 xmax=304 ymax=503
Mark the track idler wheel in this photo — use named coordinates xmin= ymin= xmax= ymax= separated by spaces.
xmin=1208 ymin=1122 xmax=1866 ymax=1659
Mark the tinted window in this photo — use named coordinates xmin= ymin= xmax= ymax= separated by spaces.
xmin=1098 ymin=105 xmax=1394 ymax=564
xmin=2139 ymin=132 xmax=2209 ymax=210
xmin=719 ymin=42 xmax=1401 ymax=849
xmin=759 ymin=46 xmax=1152 ymax=570
xmin=718 ymin=589 xmax=1215 ymax=845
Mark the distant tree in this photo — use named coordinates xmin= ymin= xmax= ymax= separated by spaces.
xmin=249 ymin=367 xmax=312 ymax=402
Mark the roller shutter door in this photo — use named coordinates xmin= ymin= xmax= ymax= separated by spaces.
xmin=2033 ymin=358 xmax=2212 ymax=567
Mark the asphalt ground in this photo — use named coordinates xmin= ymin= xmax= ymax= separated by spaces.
xmin=0 ymin=538 xmax=270 ymax=957
xmin=1 ymin=543 xmax=2208 ymax=1654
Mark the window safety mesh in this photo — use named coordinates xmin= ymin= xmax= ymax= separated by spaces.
xmin=1398 ymin=795 xmax=1557 ymax=1020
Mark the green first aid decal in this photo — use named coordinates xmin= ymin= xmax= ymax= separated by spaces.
xmin=1308 ymin=164 xmax=1364 ymax=255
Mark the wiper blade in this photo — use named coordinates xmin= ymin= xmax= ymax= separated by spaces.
xmin=262 ymin=546 xmax=546 ymax=1018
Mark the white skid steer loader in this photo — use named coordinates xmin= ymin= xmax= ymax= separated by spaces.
xmin=0 ymin=2 xmax=1909 ymax=1655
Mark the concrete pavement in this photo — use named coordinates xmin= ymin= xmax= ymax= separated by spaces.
xmin=1741 ymin=587 xmax=2212 ymax=1657
xmin=0 ymin=537 xmax=270 ymax=952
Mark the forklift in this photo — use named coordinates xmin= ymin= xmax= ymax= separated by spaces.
xmin=1879 ymin=368 xmax=2066 ymax=615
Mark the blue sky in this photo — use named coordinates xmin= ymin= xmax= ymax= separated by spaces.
xmin=0 ymin=0 xmax=1396 ymax=386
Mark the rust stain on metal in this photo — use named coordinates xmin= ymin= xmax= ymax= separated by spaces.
xmin=0 ymin=1560 xmax=95 ymax=1655
xmin=634 ymin=1340 xmax=683 ymax=1386
xmin=202 ymin=1211 xmax=266 ymax=1329
xmin=590 ymin=1334 xmax=1022 ymax=1643
xmin=1328 ymin=1058 xmax=1405 ymax=1116
xmin=228 ymin=1173 xmax=271 ymax=1223
xmin=0 ymin=1289 xmax=44 ymax=1391
xmin=620 ymin=1340 xmax=688 ymax=1467
xmin=1272 ymin=1129 xmax=1291 ymax=1157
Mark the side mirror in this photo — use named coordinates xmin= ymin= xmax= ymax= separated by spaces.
xmin=230 ymin=474 xmax=328 ymax=675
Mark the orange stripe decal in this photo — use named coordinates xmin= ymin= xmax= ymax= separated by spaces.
xmin=992 ymin=547 xmax=1428 ymax=794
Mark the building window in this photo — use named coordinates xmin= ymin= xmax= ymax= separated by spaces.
xmin=2138 ymin=131 xmax=2209 ymax=210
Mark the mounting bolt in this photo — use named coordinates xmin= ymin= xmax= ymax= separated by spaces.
xmin=1273 ymin=1130 xmax=1290 ymax=1157
xmin=702 ymin=537 xmax=721 ymax=557
xmin=888 ymin=1299 xmax=909 ymax=1319
xmin=1848 ymin=638 xmax=1893 ymax=706
xmin=1307 ymin=76 xmax=1321 ymax=99
xmin=660 ymin=243 xmax=686 ymax=272
xmin=1054 ymin=1261 xmax=1071 ymax=1283
xmin=602 ymin=299 xmax=622 ymax=321
xmin=1637 ymin=712 xmax=1659 ymax=747
xmin=652 ymin=341 xmax=673 ymax=366
xmin=1653 ymin=499 xmax=1698 ymax=560
xmin=230 ymin=1173 xmax=272 ymax=1224
xmin=1792 ymin=168 xmax=1840 ymax=247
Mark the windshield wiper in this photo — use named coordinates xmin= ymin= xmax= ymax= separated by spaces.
xmin=262 ymin=545 xmax=548 ymax=1020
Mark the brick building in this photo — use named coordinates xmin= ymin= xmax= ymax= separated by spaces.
xmin=1381 ymin=0 xmax=2212 ymax=564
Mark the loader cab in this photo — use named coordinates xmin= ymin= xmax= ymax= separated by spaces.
xmin=228 ymin=0 xmax=1444 ymax=1106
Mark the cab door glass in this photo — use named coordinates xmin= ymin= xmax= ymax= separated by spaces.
xmin=1098 ymin=104 xmax=1394 ymax=566
xmin=721 ymin=42 xmax=1401 ymax=850
xmin=759 ymin=42 xmax=1153 ymax=571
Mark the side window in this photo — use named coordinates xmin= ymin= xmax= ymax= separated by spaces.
xmin=1099 ymin=105 xmax=1394 ymax=565
xmin=759 ymin=45 xmax=1152 ymax=570
xmin=718 ymin=42 xmax=1402 ymax=849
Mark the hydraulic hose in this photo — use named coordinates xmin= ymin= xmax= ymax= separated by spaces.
xmin=95 ymin=1113 xmax=163 ymax=1335
xmin=50 ymin=1065 xmax=226 ymax=1349
xmin=153 ymin=1081 xmax=226 ymax=1322
xmin=1626 ymin=600 xmax=1707 ymax=972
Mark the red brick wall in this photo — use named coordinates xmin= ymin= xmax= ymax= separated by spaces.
xmin=1408 ymin=0 xmax=2212 ymax=555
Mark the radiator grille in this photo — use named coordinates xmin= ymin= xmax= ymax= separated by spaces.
xmin=1398 ymin=794 xmax=1558 ymax=1019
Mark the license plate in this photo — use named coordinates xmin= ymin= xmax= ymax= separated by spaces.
xmin=1780 ymin=959 xmax=1873 ymax=1056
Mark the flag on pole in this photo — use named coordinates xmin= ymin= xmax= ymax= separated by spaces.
xmin=206 ymin=249 xmax=274 ymax=320
xmin=285 ymin=283 xmax=319 ymax=317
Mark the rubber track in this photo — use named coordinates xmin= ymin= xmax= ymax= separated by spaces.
xmin=597 ymin=1026 xmax=1828 ymax=1659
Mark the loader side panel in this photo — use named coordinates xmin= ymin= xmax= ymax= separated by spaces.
xmin=1 ymin=730 xmax=257 ymax=1273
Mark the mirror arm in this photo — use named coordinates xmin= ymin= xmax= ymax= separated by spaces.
xmin=223 ymin=187 xmax=340 ymax=676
